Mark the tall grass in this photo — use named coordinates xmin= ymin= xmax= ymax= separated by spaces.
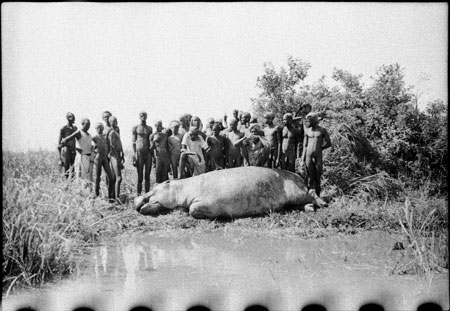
xmin=2 ymin=151 xmax=204 ymax=294
xmin=392 ymin=197 xmax=448 ymax=277
xmin=3 ymin=150 xmax=448 ymax=294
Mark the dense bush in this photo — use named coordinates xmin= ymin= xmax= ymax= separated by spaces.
xmin=252 ymin=59 xmax=448 ymax=196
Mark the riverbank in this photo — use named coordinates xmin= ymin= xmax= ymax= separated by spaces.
xmin=2 ymin=151 xmax=448 ymax=294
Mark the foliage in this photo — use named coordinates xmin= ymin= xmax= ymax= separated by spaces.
xmin=251 ymin=56 xmax=311 ymax=121
xmin=252 ymin=58 xmax=448 ymax=195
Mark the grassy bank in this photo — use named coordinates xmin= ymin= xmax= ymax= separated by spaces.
xmin=2 ymin=150 xmax=448 ymax=294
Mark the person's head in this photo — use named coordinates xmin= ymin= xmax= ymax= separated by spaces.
xmin=232 ymin=109 xmax=239 ymax=119
xmin=212 ymin=123 xmax=221 ymax=135
xmin=249 ymin=123 xmax=261 ymax=136
xmin=264 ymin=112 xmax=275 ymax=124
xmin=189 ymin=126 xmax=199 ymax=141
xmin=102 ymin=111 xmax=112 ymax=124
xmin=95 ymin=122 xmax=104 ymax=135
xmin=66 ymin=112 xmax=75 ymax=125
xmin=241 ymin=112 xmax=251 ymax=124
xmin=216 ymin=120 xmax=225 ymax=131
xmin=305 ymin=112 xmax=319 ymax=128
xmin=283 ymin=113 xmax=293 ymax=126
xmin=169 ymin=120 xmax=180 ymax=134
xmin=191 ymin=116 xmax=202 ymax=129
xmin=109 ymin=116 xmax=118 ymax=128
xmin=179 ymin=113 xmax=192 ymax=129
xmin=303 ymin=104 xmax=312 ymax=115
xmin=154 ymin=120 xmax=163 ymax=132
xmin=139 ymin=111 xmax=147 ymax=122
xmin=207 ymin=118 xmax=215 ymax=129
xmin=81 ymin=118 xmax=91 ymax=131
xmin=229 ymin=118 xmax=238 ymax=130
xmin=186 ymin=114 xmax=192 ymax=125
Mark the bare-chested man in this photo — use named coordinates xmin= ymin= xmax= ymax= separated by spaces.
xmin=178 ymin=113 xmax=192 ymax=137
xmin=220 ymin=109 xmax=239 ymax=134
xmin=106 ymin=116 xmax=125 ymax=202
xmin=263 ymin=112 xmax=282 ymax=168
xmin=92 ymin=123 xmax=115 ymax=200
xmin=150 ymin=121 xmax=171 ymax=183
xmin=204 ymin=118 xmax=215 ymax=137
xmin=224 ymin=118 xmax=245 ymax=168
xmin=294 ymin=103 xmax=311 ymax=157
xmin=102 ymin=111 xmax=120 ymax=136
xmin=168 ymin=120 xmax=183 ymax=179
xmin=237 ymin=112 xmax=251 ymax=135
xmin=237 ymin=112 xmax=252 ymax=166
xmin=58 ymin=112 xmax=78 ymax=179
xmin=132 ymin=111 xmax=153 ymax=195
xmin=280 ymin=113 xmax=302 ymax=172
xmin=301 ymin=112 xmax=331 ymax=197
xmin=61 ymin=118 xmax=94 ymax=184
xmin=206 ymin=123 xmax=227 ymax=170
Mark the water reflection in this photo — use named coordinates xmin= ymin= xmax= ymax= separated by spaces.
xmin=3 ymin=231 xmax=448 ymax=311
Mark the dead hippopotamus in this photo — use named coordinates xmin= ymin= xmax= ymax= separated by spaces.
xmin=134 ymin=166 xmax=327 ymax=219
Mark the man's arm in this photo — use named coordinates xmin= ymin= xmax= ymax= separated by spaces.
xmin=57 ymin=128 xmax=65 ymax=164
xmin=322 ymin=128 xmax=332 ymax=150
xmin=296 ymin=128 xmax=302 ymax=158
xmin=301 ymin=132 xmax=308 ymax=162
xmin=199 ymin=136 xmax=210 ymax=153
xmin=61 ymin=130 xmax=80 ymax=145
xmin=149 ymin=134 xmax=156 ymax=155
xmin=131 ymin=126 xmax=137 ymax=155
xmin=276 ymin=126 xmax=282 ymax=164
xmin=58 ymin=128 xmax=64 ymax=149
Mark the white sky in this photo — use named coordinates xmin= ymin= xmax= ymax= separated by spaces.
xmin=2 ymin=2 xmax=448 ymax=152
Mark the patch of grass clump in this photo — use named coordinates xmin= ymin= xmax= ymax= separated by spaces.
xmin=3 ymin=150 xmax=448 ymax=294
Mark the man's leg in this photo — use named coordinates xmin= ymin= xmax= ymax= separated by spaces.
xmin=241 ymin=146 xmax=249 ymax=166
xmin=161 ymin=157 xmax=170 ymax=182
xmin=305 ymin=155 xmax=315 ymax=191
xmin=155 ymin=157 xmax=163 ymax=183
xmin=179 ymin=153 xmax=188 ymax=179
xmin=144 ymin=152 xmax=152 ymax=192
xmin=227 ymin=154 xmax=235 ymax=168
xmin=110 ymin=156 xmax=122 ymax=201
xmin=62 ymin=147 xmax=71 ymax=179
xmin=170 ymin=153 xmax=179 ymax=179
xmin=102 ymin=158 xmax=115 ymax=199
xmin=315 ymin=155 xmax=323 ymax=197
xmin=136 ymin=152 xmax=145 ymax=195
xmin=94 ymin=157 xmax=102 ymax=196
xmin=288 ymin=149 xmax=296 ymax=172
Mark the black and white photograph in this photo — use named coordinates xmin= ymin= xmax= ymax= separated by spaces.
xmin=2 ymin=2 xmax=448 ymax=310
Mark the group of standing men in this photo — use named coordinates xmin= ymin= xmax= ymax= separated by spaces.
xmin=58 ymin=104 xmax=331 ymax=203
xmin=58 ymin=111 xmax=124 ymax=202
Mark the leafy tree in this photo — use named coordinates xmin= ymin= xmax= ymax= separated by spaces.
xmin=251 ymin=56 xmax=311 ymax=121
xmin=251 ymin=57 xmax=448 ymax=196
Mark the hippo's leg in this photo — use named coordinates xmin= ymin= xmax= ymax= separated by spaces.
xmin=189 ymin=202 xmax=216 ymax=219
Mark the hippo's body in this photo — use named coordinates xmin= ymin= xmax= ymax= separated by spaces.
xmin=134 ymin=166 xmax=326 ymax=219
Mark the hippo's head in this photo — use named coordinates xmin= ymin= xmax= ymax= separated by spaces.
xmin=135 ymin=180 xmax=178 ymax=216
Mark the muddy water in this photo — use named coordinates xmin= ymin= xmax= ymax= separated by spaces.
xmin=3 ymin=230 xmax=449 ymax=311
